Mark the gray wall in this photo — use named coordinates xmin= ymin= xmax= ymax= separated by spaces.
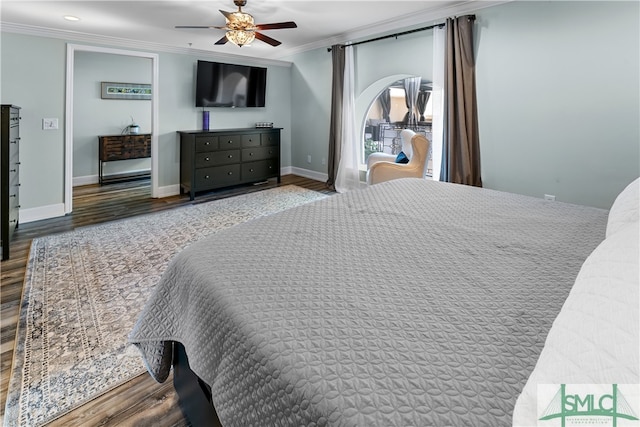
xmin=1 ymin=34 xmax=65 ymax=210
xmin=287 ymin=1 xmax=639 ymax=208
xmin=1 ymin=1 xmax=638 ymax=217
xmin=0 ymin=34 xmax=293 ymax=211
xmin=475 ymin=1 xmax=639 ymax=207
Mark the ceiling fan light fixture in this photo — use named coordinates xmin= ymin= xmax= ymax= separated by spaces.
xmin=226 ymin=29 xmax=255 ymax=47
xmin=227 ymin=11 xmax=254 ymax=29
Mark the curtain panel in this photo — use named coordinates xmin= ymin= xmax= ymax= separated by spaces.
xmin=417 ymin=90 xmax=431 ymax=122
xmin=441 ymin=15 xmax=482 ymax=187
xmin=326 ymin=44 xmax=346 ymax=189
xmin=379 ymin=89 xmax=391 ymax=123
xmin=335 ymin=46 xmax=363 ymax=193
xmin=403 ymin=76 xmax=421 ymax=128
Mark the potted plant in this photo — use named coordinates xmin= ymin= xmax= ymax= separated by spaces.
xmin=127 ymin=116 xmax=140 ymax=135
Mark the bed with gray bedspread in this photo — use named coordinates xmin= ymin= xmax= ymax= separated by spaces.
xmin=129 ymin=178 xmax=608 ymax=426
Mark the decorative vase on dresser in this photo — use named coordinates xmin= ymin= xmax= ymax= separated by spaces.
xmin=1 ymin=105 xmax=21 ymax=261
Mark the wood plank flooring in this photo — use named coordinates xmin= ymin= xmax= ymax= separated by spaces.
xmin=0 ymin=175 xmax=333 ymax=426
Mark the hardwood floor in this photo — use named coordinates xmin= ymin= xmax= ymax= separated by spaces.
xmin=0 ymin=175 xmax=333 ymax=426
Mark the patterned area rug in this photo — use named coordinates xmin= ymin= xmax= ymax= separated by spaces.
xmin=3 ymin=185 xmax=328 ymax=427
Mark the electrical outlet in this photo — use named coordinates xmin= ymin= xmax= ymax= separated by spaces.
xmin=544 ymin=194 xmax=556 ymax=201
xmin=43 ymin=118 xmax=59 ymax=130
xmin=307 ymin=155 xmax=312 ymax=164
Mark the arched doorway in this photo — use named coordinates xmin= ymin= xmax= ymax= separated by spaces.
xmin=358 ymin=76 xmax=434 ymax=177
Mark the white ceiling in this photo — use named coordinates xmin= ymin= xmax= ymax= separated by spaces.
xmin=0 ymin=0 xmax=502 ymax=62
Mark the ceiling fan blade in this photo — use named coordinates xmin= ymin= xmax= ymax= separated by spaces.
xmin=214 ymin=35 xmax=229 ymax=45
xmin=175 ymin=25 xmax=222 ymax=29
xmin=254 ymin=32 xmax=281 ymax=46
xmin=255 ymin=21 xmax=297 ymax=30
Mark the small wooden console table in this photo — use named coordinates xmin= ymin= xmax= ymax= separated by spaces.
xmin=98 ymin=134 xmax=151 ymax=184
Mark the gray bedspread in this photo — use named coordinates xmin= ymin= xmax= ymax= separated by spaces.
xmin=129 ymin=178 xmax=608 ymax=426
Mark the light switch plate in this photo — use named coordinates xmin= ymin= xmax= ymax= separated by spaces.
xmin=43 ymin=118 xmax=59 ymax=130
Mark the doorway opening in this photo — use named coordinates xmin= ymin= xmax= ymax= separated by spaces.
xmin=64 ymin=44 xmax=159 ymax=215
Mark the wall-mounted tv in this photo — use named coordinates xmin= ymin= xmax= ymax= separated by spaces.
xmin=195 ymin=60 xmax=267 ymax=108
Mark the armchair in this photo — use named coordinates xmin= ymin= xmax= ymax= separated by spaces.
xmin=366 ymin=129 xmax=430 ymax=185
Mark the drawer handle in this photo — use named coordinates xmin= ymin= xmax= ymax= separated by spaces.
xmin=249 ymin=168 xmax=254 ymax=172
xmin=227 ymin=140 xmax=233 ymax=144
xmin=205 ymin=157 xmax=210 ymax=161
xmin=249 ymin=152 xmax=253 ymax=156
xmin=10 ymin=169 xmax=16 ymax=172
xmin=10 ymin=194 xmax=17 ymax=198
xmin=204 ymin=175 xmax=210 ymax=179
xmin=227 ymin=171 xmax=233 ymax=175
xmin=10 ymin=219 xmax=17 ymax=224
xmin=16 ymin=162 xmax=21 ymax=165
xmin=228 ymin=154 xmax=233 ymax=158
xmin=10 ymin=140 xmax=17 ymax=144
xmin=204 ymin=142 xmax=211 ymax=146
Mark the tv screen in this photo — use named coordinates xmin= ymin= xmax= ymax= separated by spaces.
xmin=195 ymin=60 xmax=267 ymax=108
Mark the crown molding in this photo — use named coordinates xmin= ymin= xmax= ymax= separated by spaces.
xmin=271 ymin=0 xmax=511 ymax=59
xmin=0 ymin=21 xmax=293 ymax=67
xmin=1 ymin=1 xmax=511 ymax=63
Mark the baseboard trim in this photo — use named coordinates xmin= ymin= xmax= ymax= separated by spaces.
xmin=289 ymin=167 xmax=328 ymax=183
xmin=155 ymin=184 xmax=181 ymax=198
xmin=20 ymin=203 xmax=66 ymax=224
xmin=73 ymin=175 xmax=98 ymax=187
xmin=73 ymin=170 xmax=151 ymax=187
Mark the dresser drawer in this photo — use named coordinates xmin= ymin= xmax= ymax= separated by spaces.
xmin=218 ymin=135 xmax=241 ymax=150
xmin=242 ymin=159 xmax=278 ymax=181
xmin=195 ymin=150 xmax=240 ymax=168
xmin=242 ymin=146 xmax=278 ymax=162
xmin=195 ymin=135 xmax=218 ymax=152
xmin=9 ymin=149 xmax=19 ymax=171
xmin=260 ymin=132 xmax=280 ymax=146
xmin=9 ymin=125 xmax=19 ymax=143
xmin=242 ymin=134 xmax=261 ymax=148
xmin=195 ymin=164 xmax=241 ymax=189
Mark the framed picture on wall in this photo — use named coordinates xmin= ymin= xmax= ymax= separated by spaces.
xmin=101 ymin=82 xmax=152 ymax=100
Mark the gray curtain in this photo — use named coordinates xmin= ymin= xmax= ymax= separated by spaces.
xmin=441 ymin=15 xmax=482 ymax=187
xmin=403 ymin=76 xmax=421 ymax=128
xmin=326 ymin=44 xmax=345 ymax=189
xmin=379 ymin=89 xmax=391 ymax=122
xmin=416 ymin=90 xmax=431 ymax=122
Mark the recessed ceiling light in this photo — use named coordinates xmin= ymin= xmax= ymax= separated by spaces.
xmin=64 ymin=15 xmax=80 ymax=22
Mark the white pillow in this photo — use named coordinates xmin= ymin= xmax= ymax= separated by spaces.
xmin=606 ymin=177 xmax=639 ymax=238
xmin=512 ymin=222 xmax=639 ymax=426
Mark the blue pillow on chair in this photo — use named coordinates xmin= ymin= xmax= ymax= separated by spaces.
xmin=395 ymin=151 xmax=409 ymax=164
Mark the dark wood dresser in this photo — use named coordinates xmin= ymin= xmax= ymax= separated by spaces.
xmin=1 ymin=105 xmax=21 ymax=261
xmin=98 ymin=133 xmax=151 ymax=184
xmin=178 ymin=128 xmax=281 ymax=200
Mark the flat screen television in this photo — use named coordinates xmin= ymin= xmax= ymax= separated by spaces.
xmin=195 ymin=60 xmax=267 ymax=108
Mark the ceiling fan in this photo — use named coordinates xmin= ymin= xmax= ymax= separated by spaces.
xmin=175 ymin=0 xmax=297 ymax=47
